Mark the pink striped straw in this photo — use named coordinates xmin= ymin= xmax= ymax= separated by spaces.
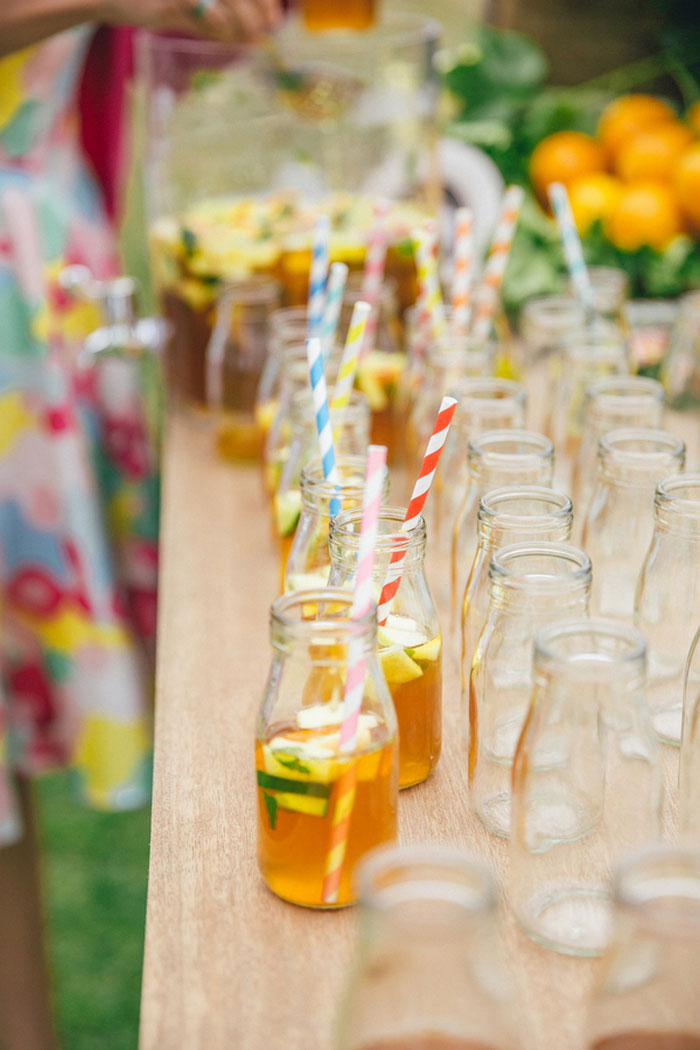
xmin=451 ymin=206 xmax=474 ymax=339
xmin=338 ymin=444 xmax=388 ymax=751
xmin=471 ymin=185 xmax=525 ymax=344
xmin=360 ymin=199 xmax=390 ymax=359
xmin=376 ymin=396 xmax=457 ymax=626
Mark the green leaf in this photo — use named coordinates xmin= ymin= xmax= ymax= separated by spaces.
xmin=275 ymin=754 xmax=311 ymax=774
xmin=181 ymin=229 xmax=197 ymax=258
xmin=263 ymin=792 xmax=277 ymax=830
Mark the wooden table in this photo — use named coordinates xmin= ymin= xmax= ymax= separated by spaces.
xmin=139 ymin=402 xmax=698 ymax=1050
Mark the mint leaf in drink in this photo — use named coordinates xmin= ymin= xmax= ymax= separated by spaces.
xmin=263 ymin=792 xmax=278 ymax=830
xmin=276 ymin=755 xmax=311 ymax=774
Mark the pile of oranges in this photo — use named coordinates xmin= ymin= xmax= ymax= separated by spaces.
xmin=529 ymin=95 xmax=700 ymax=253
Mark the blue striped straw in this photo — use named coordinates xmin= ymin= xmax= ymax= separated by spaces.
xmin=321 ymin=261 xmax=348 ymax=358
xmin=308 ymin=215 xmax=331 ymax=339
xmin=548 ymin=182 xmax=597 ymax=317
xmin=306 ymin=335 xmax=341 ymax=517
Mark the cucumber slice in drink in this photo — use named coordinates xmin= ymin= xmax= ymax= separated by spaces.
xmin=274 ymin=490 xmax=302 ymax=537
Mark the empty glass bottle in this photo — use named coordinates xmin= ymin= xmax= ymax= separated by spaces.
xmin=335 ymin=844 xmax=516 ymax=1050
xmin=681 ymin=624 xmax=700 ymax=840
xmin=661 ymin=290 xmax=700 ymax=410
xmin=468 ymin=542 xmax=591 ymax=838
xmin=582 ymin=429 xmax=685 ymax=622
xmin=636 ymin=475 xmax=700 ymax=746
xmin=573 ymin=376 xmax=665 ymax=530
xmin=460 ymin=486 xmax=573 ymax=721
xmin=451 ymin=430 xmax=554 ymax=631
xmin=510 ymin=619 xmax=662 ymax=957
xmin=585 ymin=845 xmax=700 ymax=1050
xmin=519 ymin=295 xmax=587 ymax=362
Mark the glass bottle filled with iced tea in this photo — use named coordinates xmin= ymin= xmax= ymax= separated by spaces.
xmin=302 ymin=0 xmax=376 ymax=32
xmin=335 ymin=843 xmax=516 ymax=1050
xmin=273 ymin=390 xmax=370 ymax=584
xmin=585 ymin=845 xmax=700 ymax=1050
xmin=329 ymin=507 xmax=441 ymax=788
xmin=284 ymin=454 xmax=390 ymax=594
xmin=256 ymin=588 xmax=398 ymax=909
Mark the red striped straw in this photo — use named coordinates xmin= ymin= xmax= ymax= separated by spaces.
xmin=451 ymin=206 xmax=474 ymax=339
xmin=360 ymin=199 xmax=391 ymax=359
xmin=377 ymin=396 xmax=458 ymax=626
xmin=471 ymin=186 xmax=525 ymax=344
xmin=322 ymin=444 xmax=388 ymax=906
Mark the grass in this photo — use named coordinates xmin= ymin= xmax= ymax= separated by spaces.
xmin=36 ymin=773 xmax=151 ymax=1050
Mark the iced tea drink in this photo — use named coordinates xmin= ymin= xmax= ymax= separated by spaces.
xmin=256 ymin=589 xmax=398 ymax=908
xmin=302 ymin=0 xmax=375 ymax=32
xmin=329 ymin=506 xmax=442 ymax=788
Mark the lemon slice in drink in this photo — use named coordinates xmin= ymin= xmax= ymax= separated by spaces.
xmin=285 ymin=571 xmax=329 ymax=593
xmin=411 ymin=635 xmax=442 ymax=663
xmin=380 ymin=647 xmax=423 ymax=685
xmin=377 ymin=615 xmax=426 ymax=651
xmin=378 ymin=615 xmax=425 ymax=685
xmin=274 ymin=490 xmax=302 ymax=537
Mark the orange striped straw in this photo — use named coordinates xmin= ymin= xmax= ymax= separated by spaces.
xmin=471 ymin=186 xmax=525 ymax=344
xmin=377 ymin=396 xmax=457 ymax=625
xmin=322 ymin=444 xmax=387 ymax=905
xmin=451 ymin=206 xmax=474 ymax=340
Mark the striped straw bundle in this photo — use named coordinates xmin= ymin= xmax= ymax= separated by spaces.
xmin=306 ymin=335 xmax=340 ymax=517
xmin=376 ymin=395 xmax=458 ymax=626
xmin=322 ymin=444 xmax=388 ymax=905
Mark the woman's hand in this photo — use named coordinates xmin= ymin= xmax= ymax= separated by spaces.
xmin=104 ymin=0 xmax=282 ymax=42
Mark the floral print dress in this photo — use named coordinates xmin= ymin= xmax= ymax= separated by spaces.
xmin=0 ymin=28 xmax=154 ymax=842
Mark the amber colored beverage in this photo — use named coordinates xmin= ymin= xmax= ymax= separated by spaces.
xmin=302 ymin=0 xmax=375 ymax=32
xmin=256 ymin=720 xmax=397 ymax=908
xmin=381 ymin=635 xmax=442 ymax=789
xmin=216 ymin=413 xmax=262 ymax=462
xmin=358 ymin=1038 xmax=503 ymax=1050
xmin=591 ymin=1034 xmax=700 ymax=1050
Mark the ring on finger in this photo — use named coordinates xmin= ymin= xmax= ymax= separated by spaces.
xmin=190 ymin=0 xmax=215 ymax=20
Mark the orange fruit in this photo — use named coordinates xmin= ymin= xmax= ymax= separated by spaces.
xmin=675 ymin=142 xmax=700 ymax=230
xmin=529 ymin=131 xmax=606 ymax=206
xmin=615 ymin=122 xmax=694 ymax=182
xmin=597 ymin=94 xmax=677 ymax=162
xmin=568 ymin=172 xmax=624 ymax=235
xmin=603 ymin=181 xmax=683 ymax=252
xmin=687 ymin=101 xmax=700 ymax=136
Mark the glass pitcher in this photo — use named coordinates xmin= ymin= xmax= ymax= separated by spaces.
xmin=335 ymin=843 xmax=517 ymax=1050
xmin=256 ymin=588 xmax=398 ymax=908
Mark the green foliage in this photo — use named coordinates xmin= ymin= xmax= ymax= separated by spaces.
xmin=36 ymin=773 xmax=150 ymax=1050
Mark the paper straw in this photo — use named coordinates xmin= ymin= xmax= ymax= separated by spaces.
xmin=306 ymin=335 xmax=340 ymax=517
xmin=414 ymin=226 xmax=448 ymax=350
xmin=308 ymin=214 xmax=330 ymax=339
xmin=360 ymin=199 xmax=390 ymax=359
xmin=376 ymin=395 xmax=457 ymax=626
xmin=548 ymin=181 xmax=597 ymax=316
xmin=471 ymin=185 xmax=525 ymax=344
xmin=410 ymin=219 xmax=437 ymax=364
xmin=322 ymin=444 xmax=387 ymax=905
xmin=451 ymin=206 xmax=474 ymax=338
xmin=330 ymin=300 xmax=370 ymax=412
xmin=321 ymin=261 xmax=348 ymax=358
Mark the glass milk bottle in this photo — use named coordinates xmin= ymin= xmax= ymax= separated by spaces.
xmin=336 ymin=844 xmax=517 ymax=1050
xmin=255 ymin=589 xmax=398 ymax=908
xmin=573 ymin=375 xmax=665 ymax=530
xmin=329 ymin=508 xmax=441 ymax=789
xmin=469 ymin=542 xmax=591 ymax=838
xmin=510 ymin=619 xmax=662 ymax=957
xmin=681 ymin=624 xmax=700 ymax=839
xmin=585 ymin=845 xmax=700 ymax=1050
xmin=285 ymin=454 xmax=390 ymax=594
xmin=636 ymin=475 xmax=700 ymax=746
xmin=582 ymin=429 xmax=686 ymax=622
xmin=460 ymin=487 xmax=573 ymax=732
xmin=451 ymin=430 xmax=554 ymax=631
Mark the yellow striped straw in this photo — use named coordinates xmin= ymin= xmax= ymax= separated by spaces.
xmin=331 ymin=300 xmax=370 ymax=411
xmin=414 ymin=227 xmax=448 ymax=350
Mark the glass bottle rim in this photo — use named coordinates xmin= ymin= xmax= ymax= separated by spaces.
xmin=534 ymin=617 xmax=646 ymax=680
xmin=655 ymin=474 xmax=700 ymax=520
xmin=585 ymin=375 xmax=665 ymax=416
xmin=218 ymin=275 xmax=282 ymax=308
xmin=329 ymin=505 xmax=426 ymax=554
xmin=599 ymin=427 xmax=685 ymax=473
xmin=478 ymin=486 xmax=573 ymax=532
xmin=290 ymin=387 xmax=367 ymax=431
xmin=300 ymin=455 xmax=388 ymax=506
xmin=612 ymin=844 xmax=700 ymax=936
xmin=450 ymin=377 xmax=526 ymax=409
xmin=427 ymin=339 xmax=494 ymax=370
xmin=521 ymin=294 xmax=587 ymax=330
xmin=469 ymin=429 xmax=554 ymax=466
xmin=560 ymin=333 xmax=627 ymax=361
xmin=489 ymin=541 xmax=591 ymax=596
xmin=355 ymin=843 xmax=498 ymax=914
xmin=270 ymin=587 xmax=376 ymax=649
